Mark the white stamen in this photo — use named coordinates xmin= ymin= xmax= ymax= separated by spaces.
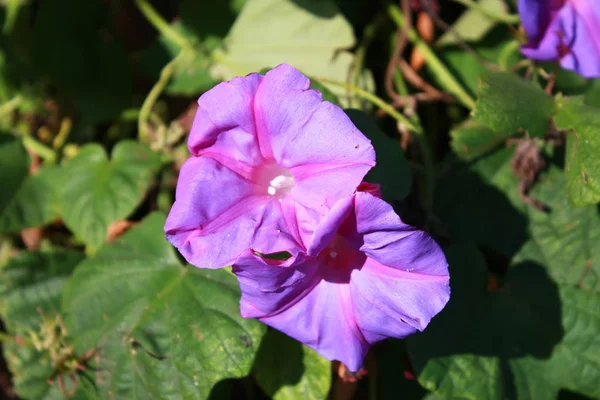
xmin=267 ymin=174 xmax=295 ymax=196
xmin=330 ymin=251 xmax=338 ymax=259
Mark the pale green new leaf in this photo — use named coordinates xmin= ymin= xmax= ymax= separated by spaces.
xmin=437 ymin=0 xmax=508 ymax=47
xmin=211 ymin=0 xmax=355 ymax=86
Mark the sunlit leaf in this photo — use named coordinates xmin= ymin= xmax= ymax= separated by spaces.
xmin=474 ymin=72 xmax=555 ymax=138
xmin=554 ymin=100 xmax=600 ymax=206
xmin=61 ymin=213 xmax=266 ymax=399
xmin=59 ymin=141 xmax=161 ymax=252
xmin=211 ymin=0 xmax=355 ymax=91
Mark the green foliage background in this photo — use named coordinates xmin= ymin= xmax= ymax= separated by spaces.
xmin=0 ymin=0 xmax=598 ymax=399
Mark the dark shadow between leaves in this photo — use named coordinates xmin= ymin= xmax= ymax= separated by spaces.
xmin=434 ymin=157 xmax=529 ymax=260
xmin=407 ymin=241 xmax=564 ymax=396
xmin=289 ymin=0 xmax=338 ymax=19
xmin=251 ymin=328 xmax=305 ymax=395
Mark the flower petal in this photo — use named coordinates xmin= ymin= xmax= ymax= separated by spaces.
xmin=254 ymin=64 xmax=375 ymax=210
xmin=518 ymin=0 xmax=554 ymax=45
xmin=306 ymin=194 xmax=354 ymax=256
xmin=253 ymin=64 xmax=322 ymax=161
xmin=188 ymin=73 xmax=264 ymax=178
xmin=345 ymin=192 xmax=449 ymax=276
xmin=350 ymin=257 xmax=450 ymax=344
xmin=521 ymin=1 xmax=600 ymax=77
xmin=165 ymin=157 xmax=299 ymax=268
xmin=561 ymin=1 xmax=600 ymax=77
xmin=233 ymin=251 xmax=316 ymax=318
xmin=257 ymin=273 xmax=370 ymax=372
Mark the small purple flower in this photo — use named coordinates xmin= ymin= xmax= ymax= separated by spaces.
xmin=519 ymin=0 xmax=600 ymax=77
xmin=233 ymin=191 xmax=450 ymax=371
xmin=165 ymin=64 xmax=375 ymax=269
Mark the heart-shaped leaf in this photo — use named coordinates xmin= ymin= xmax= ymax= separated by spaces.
xmin=0 ymin=250 xmax=85 ymax=399
xmin=61 ymin=213 xmax=266 ymax=399
xmin=59 ymin=141 xmax=161 ymax=252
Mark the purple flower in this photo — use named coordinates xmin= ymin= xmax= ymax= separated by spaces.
xmin=165 ymin=64 xmax=375 ymax=269
xmin=519 ymin=0 xmax=600 ymax=77
xmin=233 ymin=191 xmax=450 ymax=371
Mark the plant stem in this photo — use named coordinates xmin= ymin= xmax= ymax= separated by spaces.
xmin=351 ymin=14 xmax=385 ymax=87
xmin=138 ymin=50 xmax=186 ymax=144
xmin=23 ymin=136 xmax=56 ymax=164
xmin=2 ymin=0 xmax=26 ymax=34
xmin=133 ymin=0 xmax=190 ymax=48
xmin=120 ymin=108 xmax=141 ymax=121
xmin=387 ymin=4 xmax=476 ymax=110
xmin=314 ymin=77 xmax=420 ymax=133
xmin=0 ymin=95 xmax=21 ymax=118
xmin=52 ymin=117 xmax=72 ymax=150
xmin=450 ymin=0 xmax=521 ymax=24
xmin=0 ymin=332 xmax=16 ymax=342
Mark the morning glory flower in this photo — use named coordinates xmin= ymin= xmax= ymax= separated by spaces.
xmin=165 ymin=64 xmax=375 ymax=269
xmin=233 ymin=191 xmax=450 ymax=371
xmin=519 ymin=0 xmax=600 ymax=77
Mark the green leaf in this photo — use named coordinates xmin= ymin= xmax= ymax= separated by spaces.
xmin=450 ymin=119 xmax=507 ymax=160
xmin=211 ymin=0 xmax=355 ymax=88
xmin=345 ymin=109 xmax=412 ymax=202
xmin=0 ymin=250 xmax=85 ymax=399
xmin=59 ymin=141 xmax=161 ymax=252
xmin=61 ymin=213 xmax=266 ymax=399
xmin=440 ymin=40 xmax=521 ymax=96
xmin=408 ymin=242 xmax=600 ymax=399
xmin=436 ymin=0 xmax=507 ymax=47
xmin=0 ymin=133 xmax=29 ymax=217
xmin=376 ymin=340 xmax=429 ymax=400
xmin=554 ymin=100 xmax=600 ymax=206
xmin=179 ymin=0 xmax=239 ymax=40
xmin=254 ymin=329 xmax=331 ymax=400
xmin=584 ymin=79 xmax=600 ymax=107
xmin=474 ymin=72 xmax=555 ymax=138
xmin=0 ymin=166 xmax=61 ymax=233
xmin=32 ymin=0 xmax=132 ymax=123
xmin=515 ymin=165 xmax=600 ymax=292
xmin=0 ymin=250 xmax=84 ymax=331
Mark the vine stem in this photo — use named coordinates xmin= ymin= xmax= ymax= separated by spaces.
xmin=450 ymin=0 xmax=521 ymax=24
xmin=314 ymin=77 xmax=420 ymax=132
xmin=133 ymin=0 xmax=189 ymax=48
xmin=23 ymin=136 xmax=56 ymax=164
xmin=312 ymin=77 xmax=435 ymax=221
xmin=387 ymin=3 xmax=476 ymax=110
xmin=0 ymin=95 xmax=21 ymax=118
xmin=138 ymin=50 xmax=186 ymax=144
xmin=0 ymin=332 xmax=16 ymax=342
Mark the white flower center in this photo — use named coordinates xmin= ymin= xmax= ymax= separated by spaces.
xmin=267 ymin=173 xmax=295 ymax=196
